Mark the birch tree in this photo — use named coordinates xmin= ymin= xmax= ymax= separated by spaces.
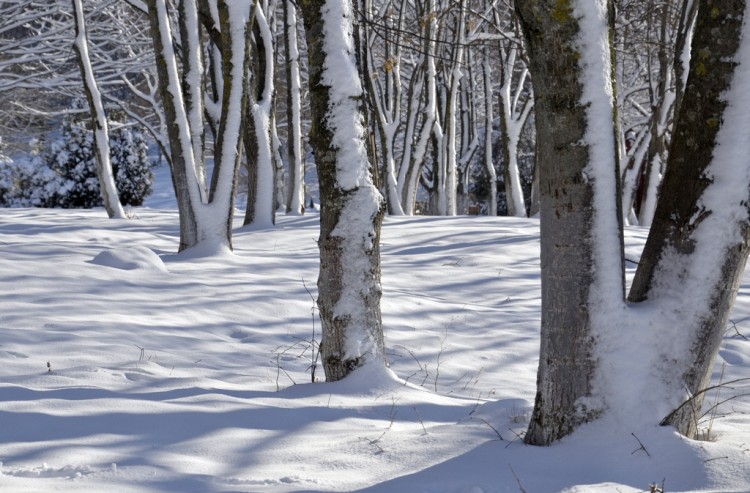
xmin=299 ymin=0 xmax=387 ymax=381
xmin=518 ymin=0 xmax=750 ymax=444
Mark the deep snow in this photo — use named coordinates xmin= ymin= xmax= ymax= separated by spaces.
xmin=0 ymin=165 xmax=749 ymax=492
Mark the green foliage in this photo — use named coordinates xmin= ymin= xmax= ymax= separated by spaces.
xmin=0 ymin=118 xmax=154 ymax=209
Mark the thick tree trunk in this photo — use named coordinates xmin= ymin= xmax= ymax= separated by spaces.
xmin=629 ymin=0 xmax=750 ymax=438
xmin=516 ymin=0 xmax=623 ymax=446
xmin=300 ymin=0 xmax=386 ymax=381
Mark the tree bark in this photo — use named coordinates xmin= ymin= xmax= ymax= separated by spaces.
xmin=629 ymin=0 xmax=750 ymax=438
xmin=146 ymin=0 xmax=200 ymax=250
xmin=147 ymin=0 xmax=249 ymax=252
xmin=243 ymin=5 xmax=276 ymax=228
xmin=299 ymin=0 xmax=386 ymax=381
xmin=71 ymin=0 xmax=125 ymax=220
xmin=284 ymin=0 xmax=305 ymax=215
xmin=516 ymin=0 xmax=623 ymax=446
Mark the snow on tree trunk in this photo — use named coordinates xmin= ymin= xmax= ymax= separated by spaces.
xmin=481 ymin=50 xmax=497 ymax=216
xmin=243 ymin=5 xmax=276 ymax=228
xmin=284 ymin=0 xmax=305 ymax=216
xmin=498 ymin=44 xmax=533 ymax=218
xmin=71 ymin=0 xmax=125 ymax=220
xmin=177 ymin=0 xmax=207 ymax=200
xmin=443 ymin=0 xmax=466 ymax=216
xmin=209 ymin=0 xmax=251 ymax=239
xmin=628 ymin=0 xmax=750 ymax=438
xmin=146 ymin=0 xmax=202 ymax=250
xmin=362 ymin=0 xmax=405 ymax=216
xmin=147 ymin=0 xmax=250 ymax=252
xmin=402 ymin=1 xmax=438 ymax=215
xmin=300 ymin=0 xmax=386 ymax=381
xmin=516 ymin=0 xmax=624 ymax=446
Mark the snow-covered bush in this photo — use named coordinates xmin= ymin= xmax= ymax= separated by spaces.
xmin=0 ymin=139 xmax=12 ymax=204
xmin=44 ymin=121 xmax=101 ymax=209
xmin=111 ymin=127 xmax=153 ymax=207
xmin=1 ymin=120 xmax=154 ymax=209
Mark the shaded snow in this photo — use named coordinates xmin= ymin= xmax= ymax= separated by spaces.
xmin=0 ymin=201 xmax=748 ymax=491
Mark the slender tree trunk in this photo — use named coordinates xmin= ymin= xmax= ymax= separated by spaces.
xmin=637 ymin=3 xmax=675 ymax=227
xmin=71 ymin=0 xmax=125 ymax=219
xmin=481 ymin=47 xmax=497 ymax=216
xmin=443 ymin=0 xmax=466 ymax=216
xmin=403 ymin=0 xmax=438 ymax=215
xmin=244 ymin=5 xmax=276 ymax=228
xmin=300 ymin=0 xmax=386 ymax=381
xmin=284 ymin=0 xmax=305 ymax=215
xmin=177 ymin=0 xmax=207 ymax=200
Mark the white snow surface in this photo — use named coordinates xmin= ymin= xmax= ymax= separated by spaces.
xmin=0 ymin=164 xmax=749 ymax=492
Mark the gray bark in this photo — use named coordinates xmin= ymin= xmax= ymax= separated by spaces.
xmin=146 ymin=0 xmax=200 ymax=251
xmin=299 ymin=0 xmax=386 ymax=381
xmin=283 ymin=0 xmax=305 ymax=215
xmin=516 ymin=0 xmax=623 ymax=446
xmin=629 ymin=0 xmax=750 ymax=438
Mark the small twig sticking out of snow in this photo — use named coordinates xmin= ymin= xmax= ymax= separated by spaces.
xmin=302 ymin=278 xmax=320 ymax=382
xmin=508 ymin=464 xmax=528 ymax=493
xmin=413 ymin=406 xmax=428 ymax=435
xmin=505 ymin=428 xmax=526 ymax=448
xmin=134 ymin=344 xmax=145 ymax=363
xmin=366 ymin=436 xmax=385 ymax=455
xmin=471 ymin=417 xmax=505 ymax=441
xmin=434 ymin=328 xmax=448 ymax=392
xmin=271 ymin=353 xmax=297 ymax=391
xmin=462 ymin=366 xmax=484 ymax=392
xmin=387 ymin=397 xmax=398 ymax=430
xmin=701 ymin=363 xmax=727 ymax=440
xmin=661 ymin=377 xmax=750 ymax=428
xmin=631 ymin=432 xmax=651 ymax=457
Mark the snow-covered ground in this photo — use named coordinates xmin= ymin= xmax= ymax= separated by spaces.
xmin=1 ymin=165 xmax=749 ymax=492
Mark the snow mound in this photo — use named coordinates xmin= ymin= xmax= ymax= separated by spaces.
xmin=90 ymin=246 xmax=167 ymax=272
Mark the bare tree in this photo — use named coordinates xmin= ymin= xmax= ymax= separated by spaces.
xmin=518 ymin=0 xmax=750 ymax=445
xmin=71 ymin=0 xmax=125 ymax=219
xmin=147 ymin=0 xmax=251 ymax=251
xmin=283 ymin=0 xmax=306 ymax=215
xmin=299 ymin=0 xmax=387 ymax=381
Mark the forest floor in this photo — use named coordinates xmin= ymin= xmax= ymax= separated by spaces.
xmin=0 ymin=165 xmax=749 ymax=492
